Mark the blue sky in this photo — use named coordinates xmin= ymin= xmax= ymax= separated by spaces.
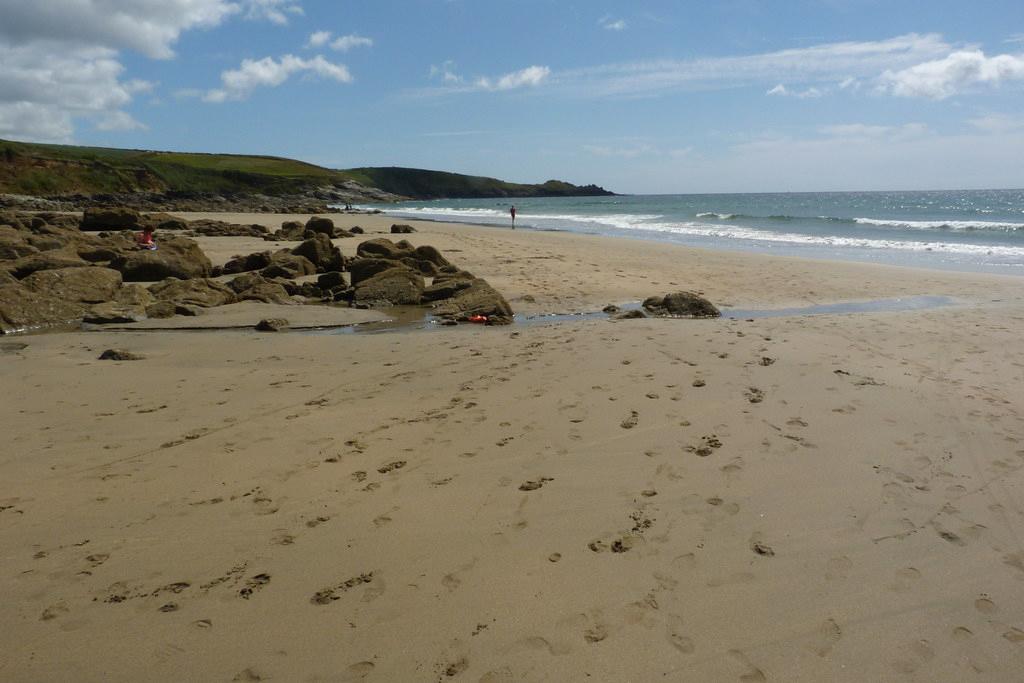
xmin=1 ymin=1 xmax=1023 ymax=193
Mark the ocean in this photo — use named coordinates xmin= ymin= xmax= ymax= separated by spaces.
xmin=355 ymin=189 xmax=1024 ymax=275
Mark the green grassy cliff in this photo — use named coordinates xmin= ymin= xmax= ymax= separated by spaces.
xmin=0 ymin=139 xmax=612 ymax=200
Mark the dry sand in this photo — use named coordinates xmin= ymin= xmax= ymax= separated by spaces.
xmin=2 ymin=212 xmax=1024 ymax=682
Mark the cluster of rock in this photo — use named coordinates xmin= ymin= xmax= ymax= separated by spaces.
xmin=0 ymin=208 xmax=513 ymax=333
xmin=604 ymin=292 xmax=721 ymax=320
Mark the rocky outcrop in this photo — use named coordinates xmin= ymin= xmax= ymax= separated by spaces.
xmin=255 ymin=318 xmax=289 ymax=332
xmin=642 ymin=292 xmax=720 ymax=318
xmin=110 ymin=236 xmax=212 ymax=281
xmin=305 ymin=216 xmax=335 ymax=237
xmin=222 ymin=251 xmax=273 ymax=275
xmin=260 ymin=252 xmax=316 ymax=279
xmin=227 ymin=273 xmax=295 ymax=305
xmin=149 ymin=278 xmax=236 ymax=308
xmin=21 ymin=267 xmax=122 ymax=304
xmin=291 ymin=234 xmax=344 ymax=273
xmin=80 ymin=207 xmax=141 ymax=231
xmin=430 ymin=277 xmax=514 ymax=324
xmin=5 ymin=250 xmax=90 ymax=279
xmin=352 ymin=266 xmax=425 ymax=307
xmin=0 ymin=283 xmax=84 ymax=333
xmin=180 ymin=219 xmax=268 ymax=237
xmin=391 ymin=224 xmax=416 ymax=234
xmin=355 ymin=238 xmax=451 ymax=276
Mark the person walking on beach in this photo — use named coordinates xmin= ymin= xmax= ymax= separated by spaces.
xmin=510 ymin=205 xmax=517 ymax=229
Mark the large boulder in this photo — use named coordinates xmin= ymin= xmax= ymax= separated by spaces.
xmin=5 ymin=250 xmax=90 ymax=279
xmin=421 ymin=272 xmax=475 ymax=302
xmin=391 ymin=224 xmax=416 ymax=234
xmin=291 ymin=234 xmax=344 ymax=273
xmin=356 ymin=237 xmax=408 ymax=260
xmin=0 ymin=283 xmax=84 ymax=333
xmin=114 ymin=283 xmax=154 ymax=308
xmin=642 ymin=291 xmax=720 ymax=318
xmin=305 ymin=216 xmax=335 ymax=237
xmin=352 ymin=266 xmax=425 ymax=307
xmin=222 ymin=251 xmax=273 ymax=275
xmin=260 ymin=251 xmax=316 ymax=279
xmin=226 ymin=273 xmax=294 ymax=305
xmin=83 ymin=303 xmax=146 ymax=324
xmin=349 ymin=257 xmax=404 ymax=286
xmin=148 ymin=278 xmax=236 ymax=308
xmin=110 ymin=236 xmax=212 ymax=281
xmin=431 ymin=278 xmax=514 ymax=324
xmin=81 ymin=207 xmax=141 ymax=231
xmin=354 ymin=238 xmax=450 ymax=276
xmin=22 ymin=267 xmax=122 ymax=304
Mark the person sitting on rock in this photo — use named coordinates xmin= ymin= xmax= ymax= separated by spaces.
xmin=136 ymin=225 xmax=157 ymax=250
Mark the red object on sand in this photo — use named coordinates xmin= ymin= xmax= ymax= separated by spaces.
xmin=468 ymin=315 xmax=488 ymax=323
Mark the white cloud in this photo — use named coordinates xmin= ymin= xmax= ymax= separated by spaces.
xmin=307 ymin=30 xmax=332 ymax=48
xmin=96 ymin=110 xmax=148 ymax=131
xmin=0 ymin=102 xmax=74 ymax=142
xmin=475 ymin=65 xmax=550 ymax=91
xmin=767 ymin=84 xmax=823 ymax=98
xmin=0 ymin=0 xmax=240 ymax=60
xmin=600 ymin=16 xmax=627 ymax=31
xmin=429 ymin=61 xmax=463 ymax=84
xmin=878 ymin=49 xmax=1024 ymax=99
xmin=1006 ymin=34 xmax=1024 ymax=45
xmin=968 ymin=113 xmax=1024 ymax=133
xmin=331 ymin=34 xmax=373 ymax=52
xmin=243 ymin=0 xmax=304 ymax=26
xmin=556 ymin=33 xmax=951 ymax=97
xmin=818 ymin=122 xmax=928 ymax=139
xmin=204 ymin=54 xmax=353 ymax=102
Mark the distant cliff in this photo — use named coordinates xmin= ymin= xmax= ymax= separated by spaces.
xmin=0 ymin=139 xmax=613 ymax=203
xmin=337 ymin=166 xmax=614 ymax=200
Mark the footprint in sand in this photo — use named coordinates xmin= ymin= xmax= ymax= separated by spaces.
xmin=889 ymin=567 xmax=922 ymax=593
xmin=809 ymin=618 xmax=842 ymax=657
xmin=340 ymin=662 xmax=375 ymax=681
xmin=377 ymin=460 xmax=407 ymax=474
xmin=728 ymin=650 xmax=767 ymax=682
xmin=749 ymin=533 xmax=775 ymax=557
xmin=666 ymin=615 xmax=695 ymax=654
xmin=889 ymin=639 xmax=935 ymax=674
xmin=744 ymin=387 xmax=765 ymax=404
xmin=620 ymin=410 xmax=639 ymax=429
xmin=974 ymin=596 xmax=997 ymax=614
xmin=825 ymin=556 xmax=853 ymax=581
xmin=238 ymin=573 xmax=271 ymax=599
xmin=519 ymin=477 xmax=553 ymax=491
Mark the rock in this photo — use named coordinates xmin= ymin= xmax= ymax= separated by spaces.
xmin=114 ymin=283 xmax=154 ymax=308
xmin=185 ymin=219 xmax=268 ymax=237
xmin=0 ymin=270 xmax=16 ymax=286
xmin=305 ymin=216 xmax=335 ymax=237
xmin=421 ymin=277 xmax=473 ymax=302
xmin=430 ymin=278 xmax=514 ymax=324
xmin=83 ymin=303 xmax=146 ymax=324
xmin=391 ymin=224 xmax=416 ymax=234
xmin=175 ymin=304 xmax=203 ymax=317
xmin=611 ymin=309 xmax=647 ymax=320
xmin=26 ymin=235 xmax=65 ymax=252
xmin=260 ymin=252 xmax=316 ymax=279
xmin=22 ymin=267 xmax=122 ymax=304
xmin=81 ymin=207 xmax=141 ymax=231
xmin=144 ymin=213 xmax=188 ymax=231
xmin=255 ymin=318 xmax=289 ymax=332
xmin=642 ymin=291 xmax=720 ymax=318
xmin=0 ymin=283 xmax=84 ymax=333
xmin=227 ymin=273 xmax=294 ymax=305
xmin=149 ymin=278 xmax=236 ymax=308
xmin=0 ymin=236 xmax=39 ymax=260
xmin=5 ymin=250 xmax=90 ymax=279
xmin=274 ymin=221 xmax=306 ymax=240
xmin=602 ymin=304 xmax=620 ymax=313
xmin=354 ymin=239 xmax=450 ymax=276
xmin=414 ymin=245 xmax=451 ymax=269
xmin=352 ymin=266 xmax=425 ymax=306
xmin=145 ymin=301 xmax=177 ymax=319
xmin=291 ymin=234 xmax=344 ymax=273
xmin=317 ymin=271 xmax=345 ymax=289
xmin=298 ymin=282 xmax=323 ymax=299
xmin=98 ymin=349 xmax=145 ymax=361
xmin=356 ymin=238 xmax=408 ymax=260
xmin=349 ymin=257 xmax=404 ymax=286
xmin=110 ymin=236 xmax=212 ymax=281
xmin=349 ymin=226 xmax=364 ymax=234
xmin=222 ymin=251 xmax=273 ymax=275
xmin=76 ymin=245 xmax=124 ymax=263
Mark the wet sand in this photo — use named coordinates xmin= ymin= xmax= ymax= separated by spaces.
xmin=2 ymin=212 xmax=1024 ymax=681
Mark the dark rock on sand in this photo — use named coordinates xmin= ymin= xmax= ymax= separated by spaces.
xmin=223 ymin=251 xmax=273 ymax=275
xmin=5 ymin=250 xmax=90 ymax=279
xmin=291 ymin=234 xmax=344 ymax=273
xmin=352 ymin=266 xmax=425 ymax=306
xmin=0 ymin=236 xmax=39 ymax=260
xmin=21 ymin=267 xmax=122 ymax=304
xmin=227 ymin=273 xmax=294 ymax=305
xmin=349 ymin=226 xmax=364 ymax=234
xmin=0 ymin=283 xmax=84 ymax=333
xmin=114 ymin=283 xmax=153 ymax=307
xmin=149 ymin=278 xmax=236 ymax=308
xmin=81 ymin=207 xmax=141 ymax=231
xmin=348 ymin=257 xmax=403 ymax=286
xmin=260 ymin=252 xmax=317 ymax=279
xmin=317 ymin=271 xmax=345 ymax=290
xmin=305 ymin=216 xmax=336 ymax=237
xmin=612 ymin=309 xmax=647 ymax=320
xmin=430 ymin=277 xmax=514 ymax=324
xmin=110 ymin=236 xmax=212 ymax=281
xmin=391 ymin=224 xmax=416 ymax=234
xmin=98 ymin=349 xmax=145 ymax=360
xmin=642 ymin=291 xmax=720 ymax=318
xmin=354 ymin=238 xmax=451 ymax=276
xmin=145 ymin=301 xmax=177 ymax=319
xmin=255 ymin=318 xmax=289 ymax=332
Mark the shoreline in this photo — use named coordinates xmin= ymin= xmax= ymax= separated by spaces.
xmin=3 ymin=211 xmax=1024 ymax=681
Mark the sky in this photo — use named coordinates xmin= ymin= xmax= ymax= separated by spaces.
xmin=1 ymin=0 xmax=1023 ymax=194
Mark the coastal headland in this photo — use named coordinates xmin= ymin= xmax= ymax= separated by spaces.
xmin=2 ymin=210 xmax=1024 ymax=681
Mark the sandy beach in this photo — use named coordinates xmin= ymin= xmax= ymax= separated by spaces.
xmin=3 ymin=212 xmax=1024 ymax=681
